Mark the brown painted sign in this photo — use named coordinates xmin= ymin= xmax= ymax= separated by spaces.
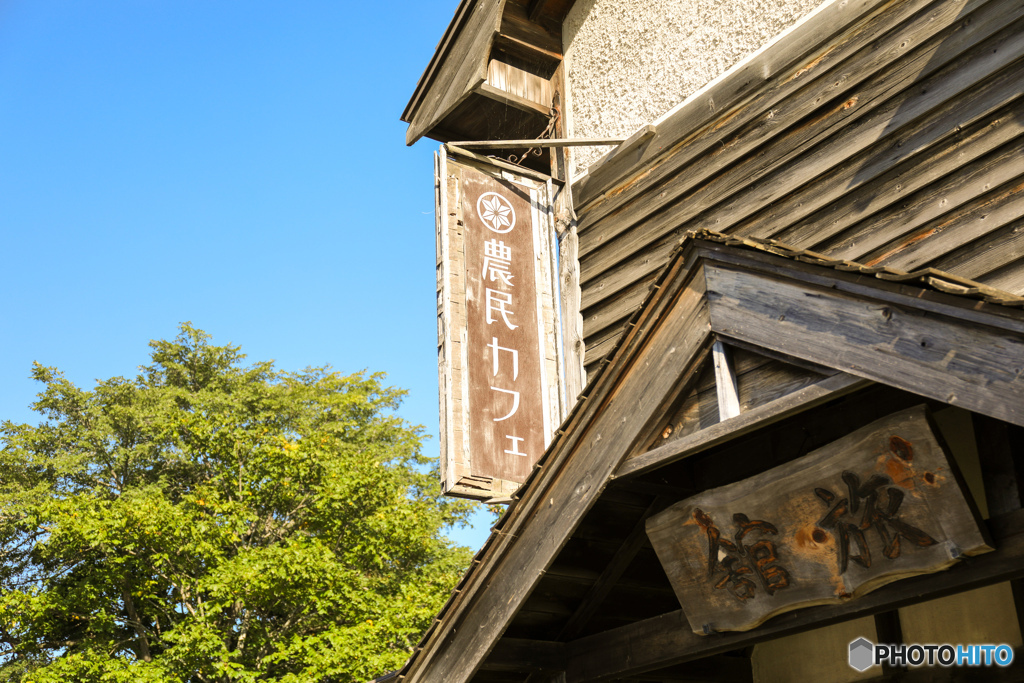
xmin=646 ymin=406 xmax=993 ymax=634
xmin=434 ymin=151 xmax=564 ymax=499
xmin=462 ymin=168 xmax=546 ymax=483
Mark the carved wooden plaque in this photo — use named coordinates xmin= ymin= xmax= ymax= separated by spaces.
xmin=646 ymin=405 xmax=993 ymax=635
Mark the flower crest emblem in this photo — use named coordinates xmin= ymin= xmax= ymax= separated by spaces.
xmin=476 ymin=192 xmax=516 ymax=233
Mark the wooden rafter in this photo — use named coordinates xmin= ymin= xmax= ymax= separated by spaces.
xmin=558 ymin=496 xmax=672 ymax=640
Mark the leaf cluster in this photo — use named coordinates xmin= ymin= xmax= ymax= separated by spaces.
xmin=0 ymin=324 xmax=473 ymax=682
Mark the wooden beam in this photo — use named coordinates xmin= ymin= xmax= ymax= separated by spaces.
xmin=974 ymin=413 xmax=1023 ymax=517
xmin=712 ymin=341 xmax=740 ymax=420
xmin=558 ymin=211 xmax=586 ymax=406
xmin=481 ymin=638 xmax=566 ymax=672
xmin=615 ymin=372 xmax=870 ymax=480
xmin=527 ymin=0 xmax=552 ymax=23
xmin=704 ymin=262 xmax=1024 ymax=427
xmin=628 ymin=655 xmax=753 ymax=682
xmin=558 ymin=496 xmax=672 ymax=640
xmin=565 ymin=509 xmax=1024 ymax=683
xmin=873 ymin=610 xmax=904 ymax=676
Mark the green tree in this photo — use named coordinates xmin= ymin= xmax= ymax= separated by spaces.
xmin=0 ymin=324 xmax=473 ymax=682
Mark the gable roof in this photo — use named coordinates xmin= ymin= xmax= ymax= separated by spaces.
xmin=392 ymin=234 xmax=1024 ymax=683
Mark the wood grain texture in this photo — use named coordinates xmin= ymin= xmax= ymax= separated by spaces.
xmin=646 ymin=406 xmax=992 ymax=635
xmin=713 ymin=341 xmax=741 ymax=420
xmin=703 ymin=262 xmax=1024 ymax=426
xmin=617 ymin=372 xmax=871 ymax=478
xmin=557 ymin=194 xmax=586 ymax=405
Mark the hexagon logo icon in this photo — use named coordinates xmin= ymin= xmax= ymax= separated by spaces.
xmin=849 ymin=637 xmax=875 ymax=672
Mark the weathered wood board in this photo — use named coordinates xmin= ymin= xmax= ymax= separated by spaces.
xmin=435 ymin=150 xmax=569 ymax=499
xmin=646 ymin=405 xmax=992 ymax=635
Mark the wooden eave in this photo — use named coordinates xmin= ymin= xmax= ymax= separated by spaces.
xmin=394 ymin=237 xmax=1024 ymax=683
xmin=401 ymin=0 xmax=576 ymax=148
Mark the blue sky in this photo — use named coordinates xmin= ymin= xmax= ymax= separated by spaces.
xmin=0 ymin=0 xmax=492 ymax=549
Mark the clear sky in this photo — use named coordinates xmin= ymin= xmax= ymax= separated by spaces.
xmin=0 ymin=0 xmax=493 ymax=549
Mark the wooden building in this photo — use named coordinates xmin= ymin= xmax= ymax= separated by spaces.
xmin=393 ymin=0 xmax=1024 ymax=680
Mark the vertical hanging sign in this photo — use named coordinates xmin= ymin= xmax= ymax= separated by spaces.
xmin=435 ymin=149 xmax=568 ymax=500
xmin=463 ymin=173 xmax=546 ymax=484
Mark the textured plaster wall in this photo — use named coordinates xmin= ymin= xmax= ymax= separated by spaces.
xmin=563 ymin=0 xmax=823 ymax=176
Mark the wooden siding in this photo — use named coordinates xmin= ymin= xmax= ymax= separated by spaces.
xmin=572 ymin=0 xmax=1024 ymax=371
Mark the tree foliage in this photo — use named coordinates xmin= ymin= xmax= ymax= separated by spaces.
xmin=0 ymin=325 xmax=473 ymax=682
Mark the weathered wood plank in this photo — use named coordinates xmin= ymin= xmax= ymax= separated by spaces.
xmin=749 ymin=95 xmax=1024 ymax=246
xmin=736 ymin=359 xmax=831 ymax=414
xmin=582 ymin=272 xmax=658 ymax=332
xmin=745 ymin=93 xmax=1024 ymax=245
xmin=558 ymin=210 xmax=586 ymax=405
xmin=864 ymin=177 xmax=1024 ymax=271
xmin=644 ymin=346 xmax=808 ymax=453
xmin=480 ymin=638 xmax=565 ymax=672
xmin=476 ymin=81 xmax=552 ymax=116
xmin=979 ymin=258 xmax=1024 ymax=295
xmin=497 ymin=0 xmax=561 ymax=63
xmin=696 ymin=241 xmax=1024 ymax=333
xmin=581 ymin=275 xmax=658 ymax=364
xmin=403 ymin=0 xmax=477 ymax=122
xmin=577 ymin=124 xmax=657 ymax=197
xmin=580 ymin=317 xmax=635 ymax=367
xmin=816 ymin=138 xmax=1024 ymax=265
xmin=578 ymin=98 xmax=1021 ymax=306
xmin=566 ymin=509 xmax=1024 ymax=683
xmin=933 ymin=214 xmax=1024 ymax=280
xmin=449 ymin=137 xmax=626 ymax=149
xmin=486 ymin=59 xmax=554 ymax=107
xmin=437 ymin=150 xmax=457 ymax=493
xmin=647 ymin=406 xmax=992 ymax=635
xmin=713 ymin=342 xmax=741 ymax=420
xmin=616 ymin=373 xmax=871 ymax=480
xmin=578 ymin=216 xmax=681 ymax=312
xmin=704 ymin=263 xmax=1024 ymax=426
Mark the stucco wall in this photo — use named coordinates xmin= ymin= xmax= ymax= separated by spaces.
xmin=562 ymin=0 xmax=823 ymax=177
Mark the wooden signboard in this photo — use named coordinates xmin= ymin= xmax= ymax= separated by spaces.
xmin=646 ymin=405 xmax=993 ymax=634
xmin=434 ymin=149 xmax=569 ymax=500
